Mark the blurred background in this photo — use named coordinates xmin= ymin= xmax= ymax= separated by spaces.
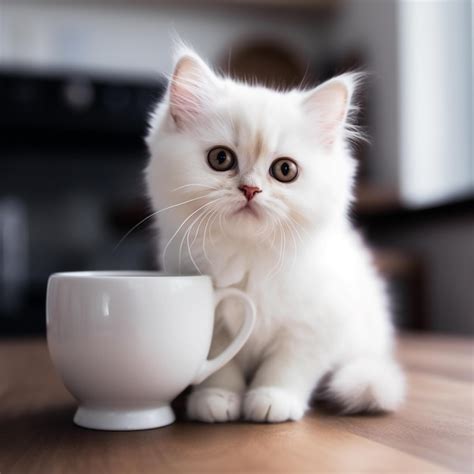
xmin=0 ymin=0 xmax=472 ymax=335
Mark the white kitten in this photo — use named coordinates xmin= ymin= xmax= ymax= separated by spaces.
xmin=145 ymin=46 xmax=405 ymax=423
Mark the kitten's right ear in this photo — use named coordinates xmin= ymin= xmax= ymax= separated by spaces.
xmin=168 ymin=49 xmax=217 ymax=128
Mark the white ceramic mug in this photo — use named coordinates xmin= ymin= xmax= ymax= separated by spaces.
xmin=46 ymin=271 xmax=256 ymax=431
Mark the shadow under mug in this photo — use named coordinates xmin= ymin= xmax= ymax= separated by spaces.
xmin=46 ymin=271 xmax=256 ymax=431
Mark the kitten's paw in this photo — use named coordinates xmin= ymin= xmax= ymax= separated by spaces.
xmin=328 ymin=358 xmax=405 ymax=414
xmin=243 ymin=387 xmax=306 ymax=423
xmin=187 ymin=388 xmax=242 ymax=423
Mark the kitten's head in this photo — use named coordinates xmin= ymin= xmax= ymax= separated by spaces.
xmin=146 ymin=46 xmax=362 ymax=246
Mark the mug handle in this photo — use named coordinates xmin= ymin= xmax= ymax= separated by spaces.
xmin=192 ymin=288 xmax=256 ymax=385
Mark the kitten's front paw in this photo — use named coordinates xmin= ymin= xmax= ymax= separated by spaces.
xmin=243 ymin=387 xmax=306 ymax=423
xmin=187 ymin=388 xmax=242 ymax=423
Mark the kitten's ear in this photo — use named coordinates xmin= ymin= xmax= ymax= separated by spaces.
xmin=168 ymin=48 xmax=218 ymax=128
xmin=303 ymin=73 xmax=362 ymax=148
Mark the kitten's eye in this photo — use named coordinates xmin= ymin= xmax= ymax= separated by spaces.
xmin=207 ymin=146 xmax=237 ymax=172
xmin=270 ymin=158 xmax=298 ymax=183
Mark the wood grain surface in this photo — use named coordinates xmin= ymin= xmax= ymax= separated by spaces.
xmin=0 ymin=333 xmax=472 ymax=473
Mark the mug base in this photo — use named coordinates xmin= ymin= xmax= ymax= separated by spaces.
xmin=74 ymin=405 xmax=175 ymax=431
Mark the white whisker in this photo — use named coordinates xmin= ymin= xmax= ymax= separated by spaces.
xmin=208 ymin=208 xmax=221 ymax=247
xmin=190 ymin=204 xmax=216 ymax=249
xmin=266 ymin=216 xmax=284 ymax=280
xmin=268 ymin=214 xmax=278 ymax=249
xmin=186 ymin=214 xmax=204 ymax=274
xmin=171 ymin=183 xmax=219 ymax=193
xmin=162 ymin=199 xmax=217 ymax=269
xmin=182 ymin=202 xmax=217 ymax=274
xmin=272 ymin=223 xmax=285 ymax=280
xmin=287 ymin=215 xmax=307 ymax=243
xmin=218 ymin=209 xmax=227 ymax=238
xmin=202 ymin=207 xmax=220 ymax=263
xmin=278 ymin=223 xmax=287 ymax=277
xmin=177 ymin=198 xmax=222 ymax=274
xmin=284 ymin=220 xmax=298 ymax=272
xmin=113 ymin=194 xmax=209 ymax=252
xmin=178 ymin=207 xmax=207 ymax=274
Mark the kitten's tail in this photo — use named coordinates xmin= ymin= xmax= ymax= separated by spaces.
xmin=326 ymin=357 xmax=405 ymax=414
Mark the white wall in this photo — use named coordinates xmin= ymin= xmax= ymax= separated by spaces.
xmin=321 ymin=0 xmax=473 ymax=207
xmin=398 ymin=0 xmax=473 ymax=207
xmin=0 ymin=2 xmax=321 ymax=78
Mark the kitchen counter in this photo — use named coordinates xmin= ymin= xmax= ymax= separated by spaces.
xmin=0 ymin=334 xmax=472 ymax=473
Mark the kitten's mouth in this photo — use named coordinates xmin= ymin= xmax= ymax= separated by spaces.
xmin=234 ymin=202 xmax=260 ymax=218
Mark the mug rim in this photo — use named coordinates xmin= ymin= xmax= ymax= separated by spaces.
xmin=49 ymin=271 xmax=210 ymax=281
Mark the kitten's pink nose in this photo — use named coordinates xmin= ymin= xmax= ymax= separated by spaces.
xmin=239 ymin=185 xmax=262 ymax=201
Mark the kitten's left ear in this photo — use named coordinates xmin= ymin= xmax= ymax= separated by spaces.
xmin=302 ymin=73 xmax=362 ymax=148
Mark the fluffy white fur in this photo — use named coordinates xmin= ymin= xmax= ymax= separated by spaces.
xmin=145 ymin=46 xmax=405 ymax=423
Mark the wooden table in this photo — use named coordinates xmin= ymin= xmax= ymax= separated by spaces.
xmin=0 ymin=334 xmax=472 ymax=473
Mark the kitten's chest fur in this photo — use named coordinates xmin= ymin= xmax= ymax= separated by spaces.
xmin=162 ymin=223 xmax=366 ymax=370
xmin=217 ymin=271 xmax=287 ymax=373
xmin=206 ymin=243 xmax=305 ymax=371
